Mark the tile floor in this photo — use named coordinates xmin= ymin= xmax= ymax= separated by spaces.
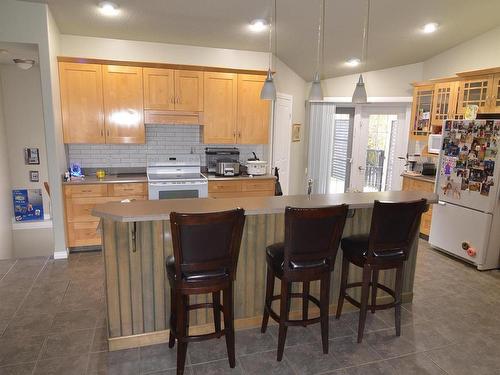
xmin=0 ymin=240 xmax=499 ymax=374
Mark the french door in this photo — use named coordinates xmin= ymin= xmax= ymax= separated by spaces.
xmin=350 ymin=106 xmax=409 ymax=192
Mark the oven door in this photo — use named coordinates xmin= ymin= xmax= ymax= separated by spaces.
xmin=148 ymin=181 xmax=208 ymax=200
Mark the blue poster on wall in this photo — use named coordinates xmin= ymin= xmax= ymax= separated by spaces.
xmin=12 ymin=189 xmax=44 ymax=221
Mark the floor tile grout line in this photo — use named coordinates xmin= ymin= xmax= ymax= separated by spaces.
xmin=421 ymin=350 xmax=452 ymax=375
xmin=0 ymin=258 xmax=18 ymax=282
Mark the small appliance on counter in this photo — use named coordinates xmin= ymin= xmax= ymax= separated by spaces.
xmin=205 ymin=147 xmax=240 ymax=174
xmin=421 ymin=162 xmax=436 ymax=176
xmin=215 ymin=159 xmax=240 ymax=176
xmin=246 ymin=152 xmax=268 ymax=176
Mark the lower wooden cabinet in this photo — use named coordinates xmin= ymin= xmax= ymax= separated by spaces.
xmin=402 ymin=176 xmax=435 ymax=236
xmin=208 ymin=178 xmax=275 ymax=198
xmin=64 ymin=183 xmax=148 ymax=248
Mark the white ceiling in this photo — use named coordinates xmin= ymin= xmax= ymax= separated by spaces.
xmin=22 ymin=0 xmax=500 ymax=80
xmin=0 ymin=42 xmax=38 ymax=65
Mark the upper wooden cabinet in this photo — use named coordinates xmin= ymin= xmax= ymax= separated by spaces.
xmin=410 ymin=84 xmax=434 ymax=139
xmin=203 ymin=72 xmax=238 ymax=144
xmin=491 ymin=74 xmax=500 ymax=113
xmin=457 ymin=75 xmax=491 ymax=114
xmin=59 ymin=62 xmax=105 ymax=144
xmin=103 ymin=65 xmax=145 ymax=144
xmin=237 ymin=74 xmax=270 ymax=144
xmin=431 ymin=81 xmax=460 ymax=126
xmin=143 ymin=68 xmax=175 ymax=110
xmin=143 ymin=68 xmax=203 ymax=112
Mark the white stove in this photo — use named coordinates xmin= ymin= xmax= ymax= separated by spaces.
xmin=147 ymin=155 xmax=208 ymax=200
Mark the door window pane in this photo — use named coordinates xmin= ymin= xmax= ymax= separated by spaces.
xmin=329 ymin=109 xmax=353 ymax=193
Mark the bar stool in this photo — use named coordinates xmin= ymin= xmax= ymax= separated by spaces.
xmin=335 ymin=199 xmax=427 ymax=343
xmin=261 ymin=204 xmax=349 ymax=361
xmin=166 ymin=208 xmax=245 ymax=375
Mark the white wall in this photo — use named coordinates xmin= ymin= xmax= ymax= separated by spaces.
xmin=423 ymin=26 xmax=500 ymax=80
xmin=0 ymin=0 xmax=67 ymax=259
xmin=0 ymin=65 xmax=51 ymax=216
xmin=0 ymin=76 xmax=13 ymax=259
xmin=317 ymin=62 xmax=423 ymax=98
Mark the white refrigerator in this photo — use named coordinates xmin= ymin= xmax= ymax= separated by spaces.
xmin=429 ymin=119 xmax=500 ymax=270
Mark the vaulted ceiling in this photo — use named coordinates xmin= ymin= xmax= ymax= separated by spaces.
xmin=23 ymin=0 xmax=500 ymax=80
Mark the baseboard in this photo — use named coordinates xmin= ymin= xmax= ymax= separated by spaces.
xmin=53 ymin=249 xmax=69 ymax=260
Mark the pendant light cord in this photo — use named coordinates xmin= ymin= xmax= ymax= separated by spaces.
xmin=267 ymin=0 xmax=277 ymax=71
xmin=361 ymin=0 xmax=371 ymax=64
xmin=315 ymin=0 xmax=325 ymax=77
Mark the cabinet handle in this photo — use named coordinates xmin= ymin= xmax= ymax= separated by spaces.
xmin=177 ymin=96 xmax=181 ymax=104
xmin=171 ymin=97 xmax=174 ymax=104
xmin=100 ymin=129 xmax=104 ymax=137
xmin=106 ymin=129 xmax=110 ymax=137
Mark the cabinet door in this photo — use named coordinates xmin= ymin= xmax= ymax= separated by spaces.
xmin=410 ymin=85 xmax=434 ymax=139
xmin=237 ymin=74 xmax=270 ymax=144
xmin=143 ymin=67 xmax=175 ymax=110
xmin=457 ymin=75 xmax=491 ymax=114
xmin=431 ymin=81 xmax=459 ymax=126
xmin=174 ymin=70 xmax=203 ymax=111
xmin=203 ymin=72 xmax=237 ymax=144
xmin=489 ymin=73 xmax=500 ymax=113
xmin=103 ymin=65 xmax=145 ymax=144
xmin=59 ymin=62 xmax=105 ymax=144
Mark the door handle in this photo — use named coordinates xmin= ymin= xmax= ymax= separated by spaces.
xmin=438 ymin=201 xmax=446 ymax=206
xmin=358 ymin=166 xmax=365 ymax=171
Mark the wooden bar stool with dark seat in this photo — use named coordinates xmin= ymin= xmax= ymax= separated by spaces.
xmin=261 ymin=204 xmax=349 ymax=361
xmin=335 ymin=199 xmax=427 ymax=343
xmin=166 ymin=208 xmax=245 ymax=375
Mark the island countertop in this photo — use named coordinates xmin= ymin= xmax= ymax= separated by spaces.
xmin=92 ymin=191 xmax=438 ymax=222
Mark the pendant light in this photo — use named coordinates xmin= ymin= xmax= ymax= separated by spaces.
xmin=352 ymin=0 xmax=371 ymax=104
xmin=260 ymin=0 xmax=277 ymax=100
xmin=309 ymin=0 xmax=325 ymax=100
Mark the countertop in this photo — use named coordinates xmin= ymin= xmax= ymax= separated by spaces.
xmin=401 ymin=173 xmax=436 ymax=183
xmin=206 ymin=173 xmax=276 ymax=181
xmin=63 ymin=174 xmax=148 ymax=185
xmin=92 ymin=191 xmax=438 ymax=222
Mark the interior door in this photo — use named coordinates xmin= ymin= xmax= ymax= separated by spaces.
xmin=272 ymin=93 xmax=293 ymax=195
xmin=103 ymin=65 xmax=145 ymax=144
xmin=351 ymin=106 xmax=408 ymax=192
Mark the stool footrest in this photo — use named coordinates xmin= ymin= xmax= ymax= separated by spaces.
xmin=344 ymin=281 xmax=398 ymax=311
xmin=265 ymin=292 xmax=322 ymax=327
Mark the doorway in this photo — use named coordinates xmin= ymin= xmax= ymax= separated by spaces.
xmin=350 ymin=106 xmax=409 ymax=192
xmin=271 ymin=93 xmax=293 ymax=195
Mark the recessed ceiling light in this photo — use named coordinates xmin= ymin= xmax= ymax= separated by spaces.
xmin=98 ymin=1 xmax=120 ymax=16
xmin=249 ymin=19 xmax=268 ymax=32
xmin=346 ymin=58 xmax=361 ymax=67
xmin=422 ymin=22 xmax=438 ymax=34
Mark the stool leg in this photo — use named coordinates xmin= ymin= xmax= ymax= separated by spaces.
xmin=302 ymin=281 xmax=310 ymax=326
xmin=320 ymin=274 xmax=330 ymax=354
xmin=277 ymin=280 xmax=290 ymax=361
xmin=261 ymin=267 xmax=274 ymax=333
xmin=357 ymin=266 xmax=371 ymax=343
xmin=213 ymin=291 xmax=221 ymax=335
xmin=335 ymin=256 xmax=349 ymax=319
xmin=222 ymin=284 xmax=236 ymax=368
xmin=371 ymin=270 xmax=379 ymax=314
xmin=394 ymin=265 xmax=404 ymax=337
xmin=168 ymin=287 xmax=176 ymax=348
xmin=176 ymin=293 xmax=188 ymax=375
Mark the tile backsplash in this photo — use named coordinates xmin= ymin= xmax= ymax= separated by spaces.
xmin=67 ymin=125 xmax=267 ymax=168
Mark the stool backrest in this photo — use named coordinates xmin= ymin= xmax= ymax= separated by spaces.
xmin=170 ymin=208 xmax=246 ymax=281
xmin=283 ymin=204 xmax=349 ymax=274
xmin=367 ymin=199 xmax=427 ymax=261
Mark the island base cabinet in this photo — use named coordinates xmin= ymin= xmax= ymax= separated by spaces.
xmin=100 ymin=208 xmax=419 ymax=351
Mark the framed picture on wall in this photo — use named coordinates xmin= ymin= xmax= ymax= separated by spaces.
xmin=29 ymin=170 xmax=39 ymax=182
xmin=292 ymin=123 xmax=301 ymax=142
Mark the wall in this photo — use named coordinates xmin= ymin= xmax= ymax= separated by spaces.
xmin=0 ymin=65 xmax=51 ymax=215
xmin=0 ymin=75 xmax=13 ymax=259
xmin=67 ymin=125 xmax=265 ymax=168
xmin=423 ymin=26 xmax=500 ymax=80
xmin=318 ymin=62 xmax=423 ymax=98
xmin=0 ymin=0 xmax=67 ymax=258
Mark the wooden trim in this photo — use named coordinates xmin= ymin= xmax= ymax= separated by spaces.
xmin=107 ymin=292 xmax=412 ymax=351
xmin=57 ymin=56 xmax=268 ymax=76
xmin=456 ymin=67 xmax=500 ymax=77
xmin=144 ymin=110 xmax=204 ymax=125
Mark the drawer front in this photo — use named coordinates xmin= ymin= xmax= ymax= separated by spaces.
xmin=241 ymin=179 xmax=275 ymax=192
xmin=65 ymin=184 xmax=108 ymax=198
xmin=66 ymin=196 xmax=146 ymax=222
xmin=108 ymin=183 xmax=148 ymax=197
xmin=209 ymin=190 xmax=275 ymax=199
xmin=208 ymin=180 xmax=242 ymax=193
xmin=67 ymin=221 xmax=101 ymax=247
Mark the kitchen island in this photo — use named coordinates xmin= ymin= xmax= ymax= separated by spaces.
xmin=92 ymin=191 xmax=437 ymax=351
